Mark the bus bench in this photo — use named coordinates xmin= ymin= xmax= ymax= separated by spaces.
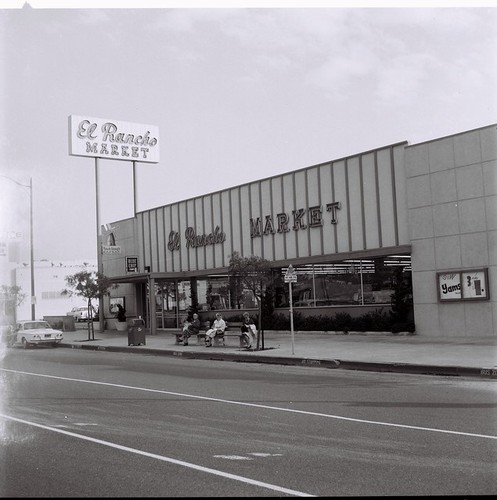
xmin=197 ymin=321 xmax=247 ymax=348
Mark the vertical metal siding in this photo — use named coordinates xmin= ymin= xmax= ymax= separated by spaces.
xmin=362 ymin=153 xmax=380 ymax=250
xmin=374 ymin=151 xmax=383 ymax=248
xmin=156 ymin=207 xmax=165 ymax=272
xmin=132 ymin=143 xmax=409 ymax=275
xmin=283 ymin=174 xmax=296 ymax=259
xmin=377 ymin=148 xmax=396 ymax=247
xmin=393 ymin=146 xmax=407 ymax=245
xmin=345 ymin=158 xmax=359 ymax=251
xmin=333 ymin=160 xmax=349 ymax=253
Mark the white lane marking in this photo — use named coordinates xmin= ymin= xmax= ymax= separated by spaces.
xmin=249 ymin=453 xmax=283 ymax=457
xmin=1 ymin=368 xmax=496 ymax=440
xmin=213 ymin=453 xmax=283 ymax=460
xmin=0 ymin=413 xmax=314 ymax=498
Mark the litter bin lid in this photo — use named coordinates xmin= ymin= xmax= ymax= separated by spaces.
xmin=129 ymin=318 xmax=145 ymax=326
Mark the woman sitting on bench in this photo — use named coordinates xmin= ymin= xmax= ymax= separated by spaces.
xmin=240 ymin=312 xmax=256 ymax=350
xmin=181 ymin=313 xmax=200 ymax=346
xmin=205 ymin=313 xmax=226 ymax=347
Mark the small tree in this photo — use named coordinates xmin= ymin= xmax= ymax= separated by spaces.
xmin=62 ymin=269 xmax=116 ymax=340
xmin=228 ymin=273 xmax=244 ymax=309
xmin=389 ymin=267 xmax=414 ymax=332
xmin=186 ymin=278 xmax=199 ymax=321
xmin=0 ymin=285 xmax=26 ymax=324
xmin=228 ymin=251 xmax=274 ymax=350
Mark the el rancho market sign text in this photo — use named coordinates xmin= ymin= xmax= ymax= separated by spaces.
xmin=68 ymin=115 xmax=160 ymax=163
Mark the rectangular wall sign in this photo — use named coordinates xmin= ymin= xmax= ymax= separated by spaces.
xmin=126 ymin=256 xmax=138 ymax=273
xmin=68 ymin=115 xmax=160 ymax=163
xmin=437 ymin=268 xmax=489 ymax=302
xmin=461 ymin=269 xmax=489 ymax=300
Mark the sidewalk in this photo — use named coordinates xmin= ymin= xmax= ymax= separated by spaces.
xmin=58 ymin=326 xmax=497 ymax=379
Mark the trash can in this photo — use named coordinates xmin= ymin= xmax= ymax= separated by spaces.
xmin=127 ymin=318 xmax=146 ymax=346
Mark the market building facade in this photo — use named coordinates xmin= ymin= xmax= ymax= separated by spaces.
xmin=100 ymin=124 xmax=496 ymax=338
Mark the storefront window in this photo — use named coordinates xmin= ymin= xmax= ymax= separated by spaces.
xmin=278 ymin=255 xmax=411 ymax=308
xmin=151 ymin=254 xmax=411 ymax=327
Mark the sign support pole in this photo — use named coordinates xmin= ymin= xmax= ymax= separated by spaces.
xmin=95 ymin=158 xmax=104 ymax=334
xmin=29 ymin=177 xmax=36 ymax=320
xmin=285 ymin=264 xmax=296 ymax=355
xmin=132 ymin=160 xmax=137 ymax=217
xmin=289 ymin=280 xmax=295 ymax=355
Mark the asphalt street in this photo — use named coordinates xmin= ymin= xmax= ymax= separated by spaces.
xmin=57 ymin=324 xmax=497 ymax=380
xmin=1 ymin=347 xmax=496 ymax=497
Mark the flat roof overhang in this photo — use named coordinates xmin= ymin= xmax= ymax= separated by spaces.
xmin=107 ymin=244 xmax=411 ymax=285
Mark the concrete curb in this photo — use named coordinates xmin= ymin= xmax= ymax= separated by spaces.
xmin=59 ymin=342 xmax=496 ymax=380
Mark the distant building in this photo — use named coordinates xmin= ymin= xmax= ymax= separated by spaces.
xmin=14 ymin=260 xmax=97 ymax=321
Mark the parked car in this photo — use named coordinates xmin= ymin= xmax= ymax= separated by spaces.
xmin=13 ymin=320 xmax=63 ymax=348
xmin=68 ymin=306 xmax=90 ymax=322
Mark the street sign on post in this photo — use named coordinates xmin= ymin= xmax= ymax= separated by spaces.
xmin=285 ymin=265 xmax=297 ymax=354
xmin=284 ymin=265 xmax=297 ymax=283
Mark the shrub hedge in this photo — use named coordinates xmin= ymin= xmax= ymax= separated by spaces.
xmin=264 ymin=309 xmax=415 ymax=333
xmin=205 ymin=309 xmax=415 ymax=333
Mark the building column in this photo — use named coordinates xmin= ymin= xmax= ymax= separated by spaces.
xmin=149 ymin=276 xmax=157 ymax=335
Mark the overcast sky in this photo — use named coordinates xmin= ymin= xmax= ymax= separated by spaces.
xmin=1 ymin=1 xmax=496 ymax=266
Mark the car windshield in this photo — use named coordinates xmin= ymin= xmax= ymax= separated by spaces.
xmin=24 ymin=321 xmax=51 ymax=330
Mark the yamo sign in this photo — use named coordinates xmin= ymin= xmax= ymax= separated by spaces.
xmin=68 ymin=115 xmax=160 ymax=163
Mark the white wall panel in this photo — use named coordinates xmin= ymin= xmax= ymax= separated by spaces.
xmin=229 ymin=188 xmax=242 ymax=261
xmin=307 ymin=166 xmax=323 ymax=257
xmin=376 ymin=148 xmax=396 ymax=247
xmin=212 ymin=193 xmax=223 ymax=268
xmin=347 ymin=157 xmax=363 ymax=251
xmin=362 ymin=152 xmax=380 ymax=249
xmin=203 ymin=196 xmax=214 ymax=269
xmin=239 ymin=186 xmax=252 ymax=257
xmin=260 ymin=179 xmax=274 ymax=261
xmin=333 ymin=160 xmax=350 ymax=253
xmin=249 ymin=183 xmax=263 ymax=258
xmin=220 ymin=191 xmax=232 ymax=266
xmin=271 ymin=177 xmax=286 ymax=260
xmin=185 ymin=199 xmax=196 ymax=271
xmin=294 ymin=170 xmax=308 ymax=258
xmin=194 ymin=198 xmax=205 ymax=270
xmin=156 ymin=208 xmax=165 ymax=272
xmin=319 ymin=164 xmax=336 ymax=255
xmin=282 ymin=174 xmax=297 ymax=259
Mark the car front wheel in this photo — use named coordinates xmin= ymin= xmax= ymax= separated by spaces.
xmin=22 ymin=337 xmax=30 ymax=349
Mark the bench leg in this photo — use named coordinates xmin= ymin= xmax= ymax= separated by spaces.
xmin=213 ymin=335 xmax=224 ymax=346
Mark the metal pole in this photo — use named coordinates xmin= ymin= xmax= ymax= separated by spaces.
xmin=132 ymin=160 xmax=137 ymax=217
xmin=95 ymin=158 xmax=104 ymax=333
xmin=289 ymin=280 xmax=294 ymax=355
xmin=149 ymin=275 xmax=157 ymax=335
xmin=29 ymin=178 xmax=35 ymax=320
xmin=312 ymin=264 xmax=316 ymax=307
xmin=360 ymin=259 xmax=364 ymax=306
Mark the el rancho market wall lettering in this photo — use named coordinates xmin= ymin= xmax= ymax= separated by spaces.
xmin=68 ymin=115 xmax=160 ymax=163
xmin=250 ymin=202 xmax=341 ymax=238
xmin=167 ymin=202 xmax=341 ymax=251
xmin=168 ymin=226 xmax=226 ymax=251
